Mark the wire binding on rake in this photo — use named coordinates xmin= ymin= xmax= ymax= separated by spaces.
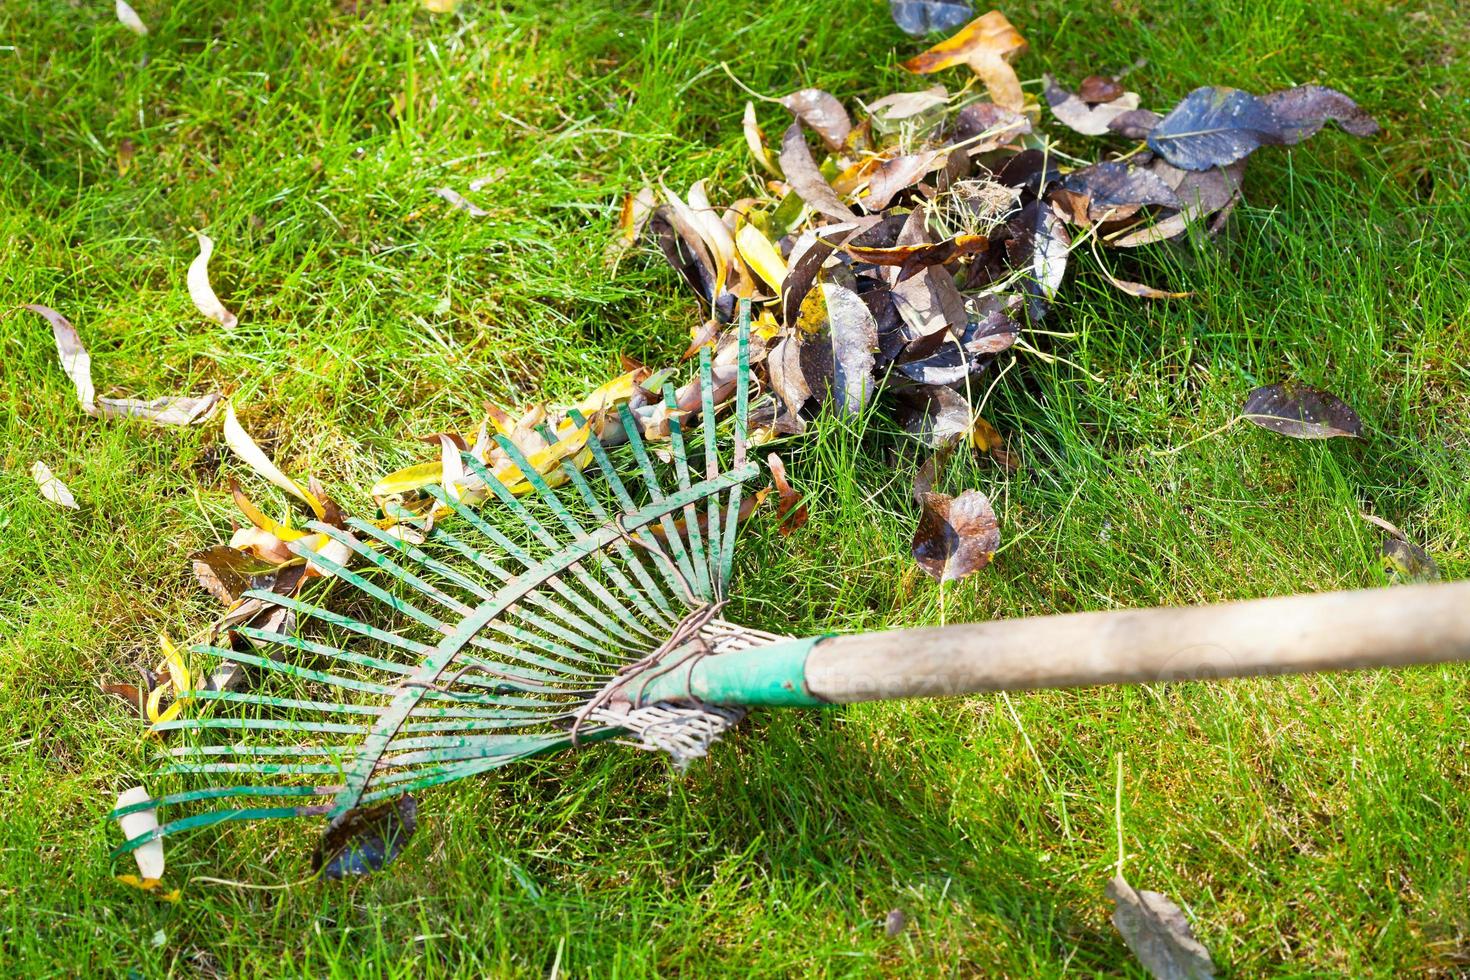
xmin=112 ymin=303 xmax=766 ymax=862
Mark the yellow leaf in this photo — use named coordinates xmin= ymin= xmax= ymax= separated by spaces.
xmin=421 ymin=0 xmax=458 ymax=10
xmin=223 ymin=403 xmax=325 ymax=519
xmin=753 ymin=310 xmax=782 ymax=342
xmin=371 ymin=460 xmax=444 ymax=499
xmin=735 ymin=222 xmax=788 ymax=295
xmin=901 ymin=11 xmax=1028 ymax=111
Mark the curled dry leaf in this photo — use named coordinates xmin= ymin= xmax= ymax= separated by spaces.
xmin=114 ymin=787 xmax=178 ymax=901
xmin=867 ymin=86 xmax=949 ymax=133
xmin=313 ymin=796 xmax=418 ymax=880
xmin=31 ymin=460 xmax=79 ymax=510
xmin=912 ymin=488 xmax=1000 ymax=582
xmin=743 ymin=102 xmax=782 ymax=177
xmin=190 ymin=546 xmax=289 ymax=605
xmin=187 ymin=233 xmax=238 ymax=329
xmin=890 ymin=0 xmax=974 ymax=37
xmin=778 ymin=124 xmax=857 ymax=222
xmin=1106 ymin=876 xmax=1217 ymax=980
xmin=735 ymin=221 xmax=788 ymax=295
xmin=862 ymin=149 xmax=950 ymax=211
xmin=901 ymin=11 xmax=1028 ymax=112
xmin=780 ymin=89 xmax=852 ymax=153
xmin=224 ymin=403 xmax=328 ymax=518
xmin=21 ymin=304 xmax=220 ymax=425
xmin=434 ymin=187 xmax=490 ymax=217
xmin=1241 ymin=382 xmax=1362 ymax=440
xmin=766 ymin=453 xmax=808 ymax=534
xmin=115 ymin=0 xmax=148 ymax=35
xmin=605 ymin=186 xmax=658 ymax=268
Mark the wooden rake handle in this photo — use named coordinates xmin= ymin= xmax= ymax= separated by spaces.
xmin=637 ymin=581 xmax=1470 ymax=706
xmin=804 ymin=580 xmax=1470 ymax=703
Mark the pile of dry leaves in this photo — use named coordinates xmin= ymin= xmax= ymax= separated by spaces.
xmin=603 ymin=10 xmax=1379 ymax=581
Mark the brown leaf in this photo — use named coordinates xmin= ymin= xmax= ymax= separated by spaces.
xmin=767 ymin=333 xmax=812 ymax=417
xmin=780 ymin=88 xmax=852 ymax=152
xmin=952 ymin=102 xmax=1031 ymax=146
xmin=1241 ymin=382 xmax=1362 ymax=440
xmin=1107 ymin=108 xmax=1162 ymax=140
xmin=862 ymin=149 xmax=950 ymax=211
xmin=191 ymin=546 xmax=290 ymax=606
xmin=896 ymin=383 xmax=971 ymax=448
xmin=1106 ymin=876 xmax=1218 ymax=980
xmin=1078 ymin=74 xmax=1124 ymax=103
xmin=100 ymin=681 xmax=148 ymax=718
xmin=766 ymin=453 xmax=808 ymax=534
xmin=778 ymin=124 xmax=857 ymax=222
xmin=117 ymin=138 xmax=136 ymax=176
xmin=901 ymin=11 xmax=1028 ymax=111
xmin=845 ymin=234 xmax=988 ymax=280
xmin=912 ymin=488 xmax=999 ymax=582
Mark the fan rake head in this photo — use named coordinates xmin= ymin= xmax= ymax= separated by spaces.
xmin=112 ymin=307 xmax=779 ymax=871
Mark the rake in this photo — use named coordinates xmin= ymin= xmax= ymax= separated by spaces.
xmin=111 ymin=301 xmax=1470 ymax=877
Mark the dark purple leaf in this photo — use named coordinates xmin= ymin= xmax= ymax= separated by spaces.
xmin=314 ymin=796 xmax=418 ymax=880
xmin=1241 ymin=382 xmax=1362 ymax=440
xmin=1148 ymin=85 xmax=1378 ymax=171
xmin=890 ymin=0 xmax=974 ymax=36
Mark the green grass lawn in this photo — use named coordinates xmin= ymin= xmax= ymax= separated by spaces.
xmin=3 ymin=0 xmax=1469 ymax=974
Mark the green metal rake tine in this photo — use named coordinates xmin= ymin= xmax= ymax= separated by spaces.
xmin=532 ymin=420 xmax=681 ymax=631
xmin=158 ymin=717 xmax=370 ymax=736
xmin=552 ymin=447 xmax=680 ymax=627
xmin=423 ymin=485 xmax=648 ymax=658
xmin=301 ymin=522 xmax=623 ymax=673
xmin=566 ymin=408 xmax=691 ymax=615
xmin=239 ymin=589 xmax=433 ymax=657
xmin=287 ymin=539 xmax=451 ymax=637
xmin=115 ymin=806 xmax=332 ymax=856
xmin=466 ymin=442 xmax=659 ymax=645
xmin=719 ymin=300 xmax=753 ymax=590
xmin=416 ymin=516 xmax=624 ymax=653
xmin=346 ymin=517 xmax=498 ymax=602
xmin=308 ymin=523 xmax=473 ymax=616
xmin=111 ymin=785 xmax=339 ymax=824
xmin=661 ymin=382 xmax=714 ymax=599
xmin=614 ymin=402 xmax=705 ymax=602
xmin=698 ymin=344 xmax=724 ymax=595
xmin=241 ymin=584 xmax=604 ymax=682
